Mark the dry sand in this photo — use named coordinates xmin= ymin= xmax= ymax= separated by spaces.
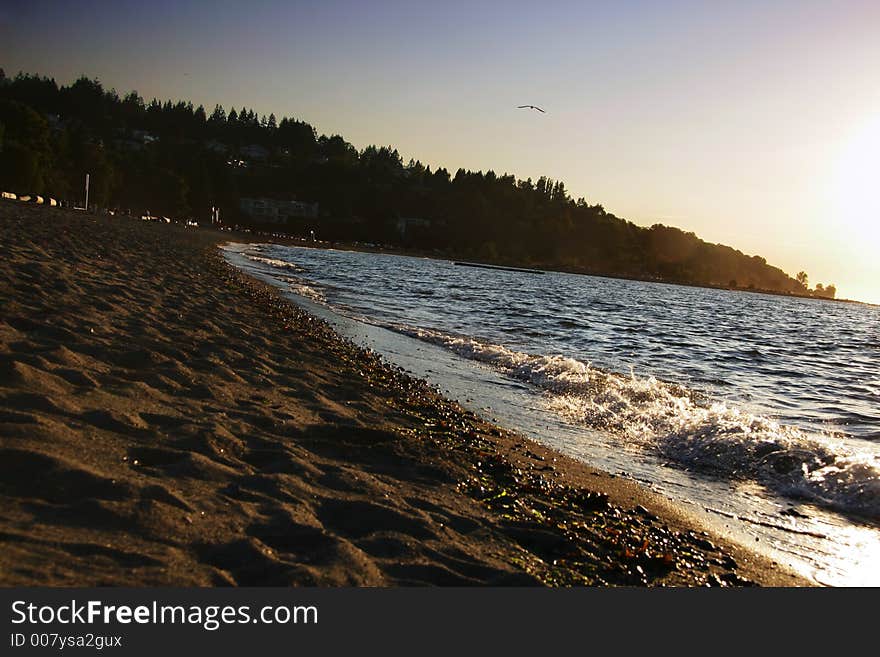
xmin=0 ymin=202 xmax=808 ymax=586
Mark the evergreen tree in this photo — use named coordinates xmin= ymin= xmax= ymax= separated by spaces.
xmin=209 ymin=104 xmax=226 ymax=124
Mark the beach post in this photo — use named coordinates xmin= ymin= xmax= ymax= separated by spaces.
xmin=84 ymin=173 xmax=90 ymax=212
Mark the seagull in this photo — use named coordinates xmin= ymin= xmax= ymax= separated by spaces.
xmin=517 ymin=105 xmax=546 ymax=113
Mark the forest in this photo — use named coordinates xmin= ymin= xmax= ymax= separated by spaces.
xmin=0 ymin=70 xmax=835 ymax=297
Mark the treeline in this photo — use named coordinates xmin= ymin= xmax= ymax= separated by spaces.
xmin=0 ymin=70 xmax=818 ymax=295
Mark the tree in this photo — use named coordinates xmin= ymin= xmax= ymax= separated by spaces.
xmin=209 ymin=104 xmax=226 ymax=124
xmin=0 ymin=100 xmax=52 ymax=191
xmin=278 ymin=118 xmax=317 ymax=156
xmin=121 ymin=91 xmax=145 ymax=127
xmin=79 ymin=142 xmax=115 ymax=207
xmin=813 ymin=283 xmax=836 ymax=299
xmin=63 ymin=76 xmax=107 ymax=127
xmin=0 ymin=141 xmax=44 ymax=191
xmin=796 ymin=271 xmax=808 ymax=287
xmin=149 ymin=168 xmax=189 ymax=217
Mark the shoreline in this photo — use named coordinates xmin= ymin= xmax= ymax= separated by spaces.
xmin=0 ymin=203 xmax=808 ymax=586
xmin=227 ymin=226 xmax=871 ymax=307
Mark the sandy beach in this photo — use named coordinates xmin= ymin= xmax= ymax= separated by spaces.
xmin=0 ymin=202 xmax=808 ymax=586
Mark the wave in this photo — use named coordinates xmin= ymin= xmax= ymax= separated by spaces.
xmin=228 ymin=245 xmax=880 ymax=520
xmin=244 ymin=252 xmax=306 ymax=273
xmin=394 ymin=326 xmax=880 ymax=520
xmin=284 ymin=281 xmax=326 ymax=303
xmin=241 ymin=251 xmax=325 ymax=302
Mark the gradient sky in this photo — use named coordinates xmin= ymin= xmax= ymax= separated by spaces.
xmin=3 ymin=0 xmax=879 ymax=302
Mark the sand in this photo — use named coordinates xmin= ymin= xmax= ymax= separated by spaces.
xmin=0 ymin=202 xmax=808 ymax=586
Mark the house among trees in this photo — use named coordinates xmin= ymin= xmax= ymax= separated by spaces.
xmin=239 ymin=197 xmax=319 ymax=225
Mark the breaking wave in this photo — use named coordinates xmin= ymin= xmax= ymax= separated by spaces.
xmin=244 ymin=253 xmax=305 ymax=272
xmin=241 ymin=251 xmax=325 ymax=302
xmin=395 ymin=326 xmax=880 ymax=520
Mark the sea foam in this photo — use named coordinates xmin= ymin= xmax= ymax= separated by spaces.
xmin=398 ymin=326 xmax=880 ymax=519
xmin=243 ymin=252 xmax=325 ymax=302
xmin=236 ymin=245 xmax=880 ymax=520
xmin=244 ymin=253 xmax=305 ymax=272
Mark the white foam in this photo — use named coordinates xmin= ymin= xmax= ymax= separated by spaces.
xmin=286 ymin=281 xmax=326 ymax=303
xmin=240 ymin=251 xmax=325 ymax=302
xmin=244 ymin=253 xmax=305 ymax=272
xmin=399 ymin=326 xmax=880 ymax=519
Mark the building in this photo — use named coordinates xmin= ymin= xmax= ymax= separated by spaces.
xmin=239 ymin=197 xmax=319 ymax=225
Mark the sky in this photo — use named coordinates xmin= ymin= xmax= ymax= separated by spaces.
xmin=2 ymin=0 xmax=879 ymax=302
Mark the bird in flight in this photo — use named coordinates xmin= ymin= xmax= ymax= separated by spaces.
xmin=517 ymin=105 xmax=546 ymax=113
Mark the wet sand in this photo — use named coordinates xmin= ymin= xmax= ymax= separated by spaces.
xmin=0 ymin=202 xmax=808 ymax=586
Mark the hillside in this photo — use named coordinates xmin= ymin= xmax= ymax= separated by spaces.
xmin=0 ymin=70 xmax=823 ymax=296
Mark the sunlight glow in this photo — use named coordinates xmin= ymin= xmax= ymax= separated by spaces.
xmin=832 ymin=118 xmax=880 ymax=245
xmin=822 ymin=116 xmax=880 ymax=303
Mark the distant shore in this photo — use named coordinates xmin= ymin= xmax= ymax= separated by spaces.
xmin=0 ymin=203 xmax=808 ymax=586
xmin=225 ymin=225 xmax=869 ymax=307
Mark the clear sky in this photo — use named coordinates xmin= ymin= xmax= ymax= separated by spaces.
xmin=3 ymin=0 xmax=878 ymax=302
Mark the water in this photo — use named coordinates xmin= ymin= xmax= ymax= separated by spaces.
xmin=224 ymin=242 xmax=880 ymax=585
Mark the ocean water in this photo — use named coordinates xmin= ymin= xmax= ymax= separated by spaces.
xmin=224 ymin=243 xmax=880 ymax=585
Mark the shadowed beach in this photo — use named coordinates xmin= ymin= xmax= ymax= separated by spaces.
xmin=0 ymin=202 xmax=808 ymax=586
